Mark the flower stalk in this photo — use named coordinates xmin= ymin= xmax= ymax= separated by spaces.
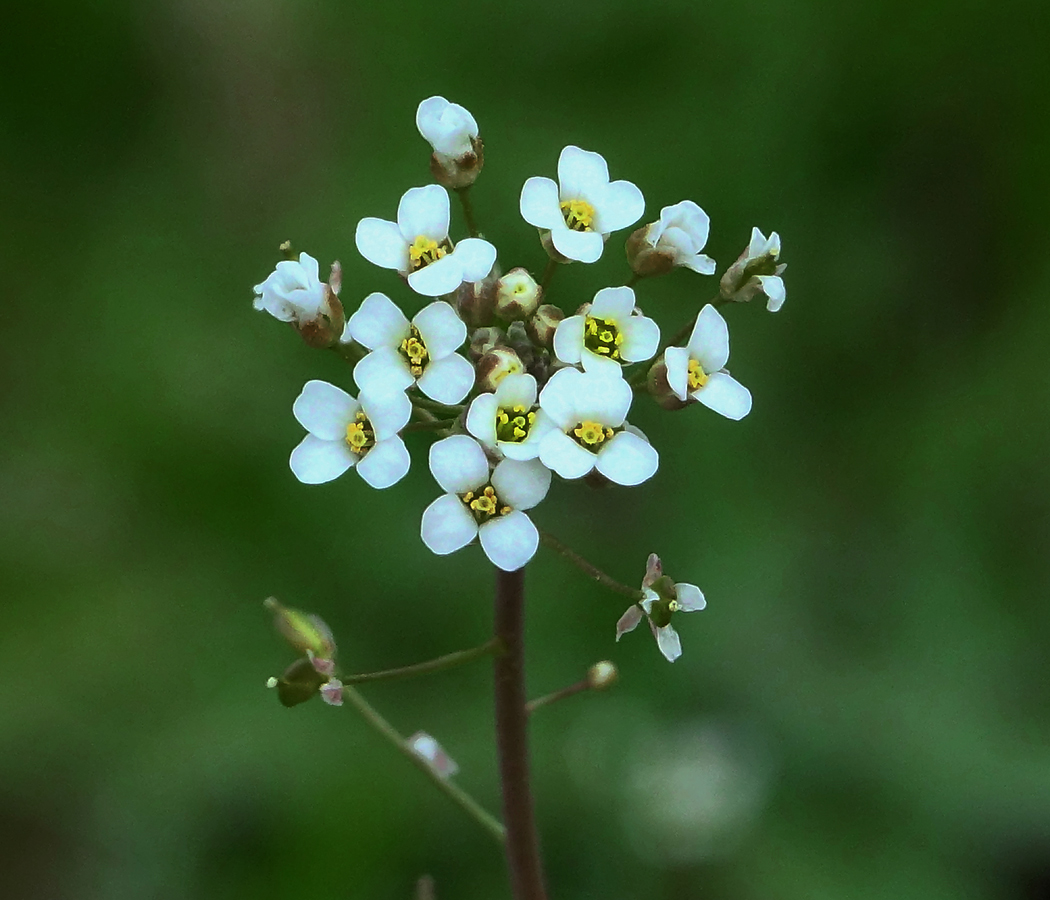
xmin=342 ymin=637 xmax=502 ymax=684
xmin=539 ymin=530 xmax=644 ymax=600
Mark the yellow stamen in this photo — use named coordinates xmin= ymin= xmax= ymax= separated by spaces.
xmin=573 ymin=420 xmax=613 ymax=448
xmin=583 ymin=315 xmax=624 ymax=361
xmin=344 ymin=412 xmax=375 ymax=456
xmin=399 ymin=325 xmax=430 ymax=377
xmin=495 ymin=404 xmax=537 ymax=444
xmin=560 ymin=198 xmax=596 ymax=232
xmin=687 ymin=358 xmax=708 ymax=391
xmin=408 ymin=235 xmax=449 ymax=271
xmin=461 ymin=484 xmax=509 ymax=524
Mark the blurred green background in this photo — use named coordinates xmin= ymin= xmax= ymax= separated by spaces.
xmin=4 ymin=0 xmax=1050 ymax=897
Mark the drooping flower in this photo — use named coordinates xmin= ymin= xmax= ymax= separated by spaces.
xmin=626 ymin=200 xmax=716 ymax=277
xmin=465 ymin=373 xmax=555 ymax=461
xmin=355 ymin=185 xmax=497 ymax=296
xmin=663 ymin=304 xmax=752 ymax=420
xmin=520 ymin=145 xmax=645 ymax=263
xmin=416 ymin=97 xmax=483 ymax=189
xmin=421 ymin=435 xmax=550 ymax=571
xmin=552 ymin=285 xmax=660 ymax=375
xmin=347 ymin=293 xmax=474 ymax=405
xmin=616 ymin=553 xmax=706 ymax=662
xmin=537 ymin=368 xmax=658 ymax=486
xmin=289 ymin=379 xmax=412 ymax=489
xmin=719 ymin=227 xmax=787 ymax=312
xmin=253 ymin=252 xmax=344 ymax=344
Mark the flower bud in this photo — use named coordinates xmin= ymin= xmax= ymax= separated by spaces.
xmin=526 ymin=304 xmax=564 ymax=347
xmin=626 ymin=201 xmax=716 ymax=278
xmin=720 ymin=227 xmax=787 ymax=311
xmin=253 ymin=252 xmax=344 ymax=347
xmin=475 ymin=346 xmax=525 ymax=392
xmin=495 ymin=268 xmax=542 ymax=320
xmin=505 ymin=321 xmax=536 ymax=369
xmin=455 ymin=271 xmax=498 ymax=328
xmin=264 ymin=597 xmax=337 ymax=660
xmin=469 ymin=325 xmax=505 ymax=361
xmin=645 ymin=356 xmax=691 ymax=411
xmin=625 ymin=224 xmax=676 ymax=278
xmin=587 ymin=660 xmax=619 ymax=691
xmin=417 ymin=97 xmax=484 ymax=190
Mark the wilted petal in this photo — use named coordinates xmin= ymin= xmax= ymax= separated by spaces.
xmin=616 ymin=605 xmax=644 ymax=639
xmin=653 ymin=623 xmax=682 ymax=662
xmin=675 ymin=582 xmax=707 ymax=612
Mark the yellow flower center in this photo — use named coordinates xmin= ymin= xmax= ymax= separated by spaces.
xmin=345 ymin=412 xmax=375 ymax=456
xmin=572 ymin=420 xmax=614 ymax=448
xmin=460 ymin=484 xmax=512 ymax=524
xmin=495 ymin=405 xmax=537 ymax=443
xmin=408 ymin=235 xmax=450 ymax=271
xmin=560 ymin=198 xmax=596 ymax=232
xmin=399 ymin=325 xmax=430 ymax=378
xmin=584 ymin=315 xmax=624 ymax=360
xmin=687 ymin=358 xmax=708 ymax=391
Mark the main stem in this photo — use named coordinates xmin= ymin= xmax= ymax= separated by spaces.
xmin=493 ymin=567 xmax=547 ymax=900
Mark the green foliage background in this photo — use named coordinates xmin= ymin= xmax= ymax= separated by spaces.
xmin=3 ymin=1 xmax=1049 ymax=897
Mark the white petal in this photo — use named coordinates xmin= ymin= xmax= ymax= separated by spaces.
xmin=355 ymin=218 xmax=409 ymax=272
xmin=359 ymin=389 xmax=412 ymax=441
xmin=588 ymin=286 xmax=636 ymax=322
xmin=758 ymin=275 xmax=786 ymax=312
xmin=557 ymin=145 xmax=609 ymax=198
xmin=453 ymin=238 xmax=497 ymax=283
xmin=616 ymin=605 xmax=644 ymax=639
xmin=593 ymin=180 xmax=645 ymax=234
xmin=293 ymin=380 xmax=357 ymax=440
xmin=537 ymin=367 xmax=584 ymax=429
xmin=465 ymin=393 xmax=500 ymax=448
xmin=353 ymin=346 xmax=415 ymax=394
xmin=289 ymin=435 xmax=355 ymax=484
xmin=595 ymin=430 xmax=659 ymax=486
xmin=421 ymin=493 xmax=478 ymax=555
xmin=552 ymin=315 xmax=585 ymax=365
xmin=688 ymin=304 xmax=730 ymax=374
xmin=355 ymin=436 xmax=410 ymax=489
xmin=348 ymin=292 xmax=410 ymax=349
xmin=413 ymin=301 xmax=467 ymax=360
xmin=747 ymin=226 xmax=769 ymax=259
xmin=492 ymin=457 xmax=551 ymax=511
xmin=538 ymin=430 xmax=596 ymax=480
xmin=494 ymin=373 xmax=537 ymax=409
xmin=519 ymin=177 xmax=563 ymax=230
xmin=660 ymin=201 xmax=709 ymax=244
xmin=618 ymin=315 xmax=660 ymax=364
xmin=417 ymin=352 xmax=474 ymax=404
xmin=550 ymin=228 xmax=604 ymax=264
xmin=663 ymin=346 xmax=691 ymax=402
xmin=573 ymin=371 xmax=633 ymax=427
xmin=407 ymin=254 xmax=464 ymax=297
xmin=675 ymin=583 xmax=706 ymax=612
xmin=694 ymin=372 xmax=752 ymax=420
xmin=479 ymin=512 xmax=538 ymax=572
xmin=429 ymin=434 xmax=489 ymax=493
xmin=416 ymin=96 xmax=477 ymax=157
xmin=580 ymin=348 xmax=625 ymax=376
xmin=654 ymin=624 xmax=682 ymax=662
xmin=680 ymin=253 xmax=717 ymax=275
xmin=397 ymin=185 xmax=449 ymax=242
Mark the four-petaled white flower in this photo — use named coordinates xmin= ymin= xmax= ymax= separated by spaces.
xmin=421 ymin=435 xmax=551 ymax=572
xmin=616 ymin=554 xmax=706 ymax=662
xmin=355 ymin=185 xmax=497 ymax=297
xmin=638 ymin=201 xmax=716 ymax=274
xmin=537 ymin=368 xmax=658 ymax=485
xmin=520 ymin=146 xmax=645 ymax=263
xmin=348 ymin=293 xmax=475 ymax=405
xmin=465 ymin=373 xmax=555 ymax=461
xmin=553 ymin=285 xmax=660 ymax=375
xmin=663 ymin=304 xmax=752 ymax=421
xmin=253 ymin=252 xmax=335 ymax=324
xmin=289 ymin=380 xmax=412 ymax=489
xmin=416 ymin=97 xmax=478 ymax=161
xmin=721 ymin=227 xmax=786 ymax=312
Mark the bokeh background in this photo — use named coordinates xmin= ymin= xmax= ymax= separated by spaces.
xmin=4 ymin=1 xmax=1050 ymax=897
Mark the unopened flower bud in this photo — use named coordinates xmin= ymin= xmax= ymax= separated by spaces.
xmin=645 ymin=356 xmax=691 ymax=411
xmin=475 ymin=346 xmax=525 ymax=392
xmin=264 ymin=597 xmax=337 ymax=660
xmin=720 ymin=227 xmax=787 ymax=312
xmin=417 ymin=97 xmax=484 ymax=190
xmin=526 ymin=304 xmax=564 ymax=347
xmin=625 ymin=225 xmax=676 ymax=278
xmin=253 ymin=252 xmax=344 ymax=347
xmin=587 ymin=660 xmax=619 ymax=691
xmin=626 ymin=201 xmax=715 ymax=278
xmin=469 ymin=325 xmax=505 ymax=361
xmin=505 ymin=321 xmax=536 ymax=368
xmin=273 ymin=656 xmax=327 ymax=708
xmin=495 ymin=268 xmax=542 ymax=320
xmin=455 ymin=271 xmax=498 ymax=328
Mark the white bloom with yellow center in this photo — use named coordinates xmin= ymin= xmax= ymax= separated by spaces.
xmin=519 ymin=145 xmax=645 ymax=263
xmin=465 ymin=373 xmax=556 ymax=461
xmin=553 ymin=285 xmax=660 ymax=375
xmin=663 ymin=304 xmax=752 ymax=420
xmin=616 ymin=554 xmax=706 ymax=662
xmin=355 ymin=185 xmax=497 ymax=297
xmin=348 ymin=293 xmax=474 ymax=405
xmin=537 ymin=368 xmax=658 ymax=485
xmin=416 ymin=96 xmax=478 ymax=161
xmin=289 ymin=380 xmax=411 ymax=489
xmin=253 ymin=252 xmax=332 ymax=323
xmin=421 ymin=435 xmax=551 ymax=572
xmin=642 ymin=201 xmax=716 ymax=274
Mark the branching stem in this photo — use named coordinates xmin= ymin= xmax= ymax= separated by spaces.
xmin=342 ymin=638 xmax=502 ymax=684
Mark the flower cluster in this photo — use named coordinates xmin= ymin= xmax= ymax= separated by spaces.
xmin=252 ymin=96 xmax=787 ymax=658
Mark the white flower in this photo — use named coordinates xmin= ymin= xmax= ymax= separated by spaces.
xmin=355 ymin=185 xmax=496 ymax=297
xmin=408 ymin=731 xmax=459 ymax=779
xmin=416 ymin=96 xmax=478 ymax=161
xmin=720 ymin=227 xmax=787 ymax=312
xmin=348 ymin=293 xmax=475 ymax=405
xmin=520 ymin=145 xmax=645 ymax=263
xmin=553 ymin=285 xmax=660 ymax=375
xmin=664 ymin=305 xmax=752 ymax=420
xmin=616 ymin=554 xmax=706 ymax=662
xmin=537 ymin=368 xmax=658 ymax=486
xmin=421 ymin=435 xmax=551 ymax=572
xmin=289 ymin=380 xmax=412 ymax=489
xmin=636 ymin=201 xmax=716 ymax=275
xmin=465 ymin=373 xmax=556 ymax=461
xmin=253 ymin=252 xmax=334 ymax=323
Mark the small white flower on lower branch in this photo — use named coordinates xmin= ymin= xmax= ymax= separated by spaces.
xmin=465 ymin=373 xmax=556 ymax=461
xmin=536 ymin=368 xmax=659 ymax=486
xmin=616 ymin=554 xmax=706 ymax=662
xmin=720 ymin=227 xmax=787 ymax=312
xmin=347 ymin=292 xmax=475 ymax=405
xmin=421 ymin=435 xmax=551 ymax=572
xmin=553 ymin=285 xmax=660 ymax=376
xmin=663 ymin=304 xmax=752 ymax=421
xmin=289 ymin=380 xmax=412 ymax=489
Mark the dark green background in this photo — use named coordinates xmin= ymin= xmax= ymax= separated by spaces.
xmin=4 ymin=1 xmax=1049 ymax=897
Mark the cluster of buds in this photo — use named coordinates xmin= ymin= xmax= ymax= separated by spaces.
xmin=252 ymin=97 xmax=788 ymax=658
